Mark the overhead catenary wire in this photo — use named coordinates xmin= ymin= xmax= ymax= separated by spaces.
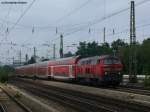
xmin=51 ymin=0 xmax=92 ymax=26
xmin=0 ymin=4 xmax=14 ymax=48
xmin=0 ymin=0 xmax=91 ymax=30
xmin=41 ymin=0 xmax=150 ymax=38
xmin=0 ymin=0 xmax=36 ymax=48
xmin=2 ymin=1 xmax=34 ymax=44
xmin=1 ymin=21 xmax=150 ymax=47
xmin=8 ymin=0 xmax=36 ymax=33
xmin=62 ymin=0 xmax=150 ymax=37
xmin=0 ymin=0 xmax=149 ymax=32
xmin=1 ymin=0 xmax=150 ymax=64
xmin=0 ymin=4 xmax=13 ymax=35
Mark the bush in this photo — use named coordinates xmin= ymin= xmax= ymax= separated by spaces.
xmin=0 ymin=65 xmax=14 ymax=83
xmin=0 ymin=68 xmax=8 ymax=83
xmin=144 ymin=75 xmax=150 ymax=87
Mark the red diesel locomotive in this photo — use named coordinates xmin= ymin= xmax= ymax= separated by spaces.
xmin=15 ymin=55 xmax=123 ymax=85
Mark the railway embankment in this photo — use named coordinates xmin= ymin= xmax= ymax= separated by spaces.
xmin=0 ymin=83 xmax=59 ymax=112
xmin=0 ymin=84 xmax=31 ymax=112
xmin=19 ymin=78 xmax=150 ymax=105
xmin=9 ymin=78 xmax=150 ymax=112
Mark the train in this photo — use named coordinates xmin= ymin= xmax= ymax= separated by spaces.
xmin=15 ymin=55 xmax=123 ymax=86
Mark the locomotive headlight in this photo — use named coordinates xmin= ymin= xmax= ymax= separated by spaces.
xmin=105 ymin=72 xmax=108 ymax=75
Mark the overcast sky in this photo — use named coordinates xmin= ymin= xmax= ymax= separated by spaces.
xmin=0 ymin=0 xmax=150 ymax=64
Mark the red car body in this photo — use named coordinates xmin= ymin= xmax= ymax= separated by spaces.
xmin=15 ymin=55 xmax=123 ymax=85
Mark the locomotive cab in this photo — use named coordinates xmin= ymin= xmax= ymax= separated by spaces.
xmin=100 ymin=55 xmax=123 ymax=85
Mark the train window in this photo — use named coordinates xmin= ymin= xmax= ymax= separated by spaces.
xmin=90 ymin=60 xmax=93 ymax=64
xmin=80 ymin=61 xmax=86 ymax=65
xmin=104 ymin=58 xmax=112 ymax=64
xmin=90 ymin=59 xmax=97 ymax=65
xmin=83 ymin=61 xmax=86 ymax=65
xmin=86 ymin=60 xmax=88 ymax=64
xmin=113 ymin=58 xmax=121 ymax=64
xmin=104 ymin=58 xmax=120 ymax=64
xmin=81 ymin=60 xmax=84 ymax=65
xmin=97 ymin=59 xmax=100 ymax=64
xmin=87 ymin=60 xmax=90 ymax=64
xmin=87 ymin=60 xmax=91 ymax=64
xmin=79 ymin=57 xmax=99 ymax=65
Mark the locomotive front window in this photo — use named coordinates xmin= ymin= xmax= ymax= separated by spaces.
xmin=104 ymin=58 xmax=112 ymax=64
xmin=104 ymin=58 xmax=120 ymax=64
xmin=113 ymin=58 xmax=121 ymax=64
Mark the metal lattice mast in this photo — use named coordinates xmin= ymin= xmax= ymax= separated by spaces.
xmin=60 ymin=34 xmax=63 ymax=58
xmin=103 ymin=27 xmax=106 ymax=43
xmin=53 ymin=44 xmax=56 ymax=59
xmin=19 ymin=50 xmax=22 ymax=64
xmin=129 ymin=1 xmax=137 ymax=83
xmin=33 ymin=47 xmax=36 ymax=58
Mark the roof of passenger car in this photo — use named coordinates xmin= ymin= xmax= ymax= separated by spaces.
xmin=48 ymin=56 xmax=80 ymax=65
xmin=15 ymin=56 xmax=80 ymax=69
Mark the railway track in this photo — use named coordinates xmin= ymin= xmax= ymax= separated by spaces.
xmin=0 ymin=103 xmax=7 ymax=112
xmin=69 ymin=80 xmax=150 ymax=96
xmin=11 ymin=77 xmax=150 ymax=96
xmin=11 ymin=80 xmax=115 ymax=112
xmin=70 ymin=81 xmax=150 ymax=96
xmin=0 ymin=86 xmax=32 ymax=112
xmin=10 ymin=78 xmax=150 ymax=112
xmin=14 ymin=76 xmax=150 ymax=96
xmin=114 ymin=86 xmax=150 ymax=96
xmin=74 ymin=82 xmax=150 ymax=96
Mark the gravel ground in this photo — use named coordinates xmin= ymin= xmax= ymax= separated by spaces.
xmin=2 ymin=84 xmax=78 ymax=112
xmin=24 ymin=79 xmax=150 ymax=106
xmin=11 ymin=85 xmax=78 ymax=112
xmin=0 ymin=86 xmax=25 ymax=112
xmin=10 ymin=78 xmax=150 ymax=112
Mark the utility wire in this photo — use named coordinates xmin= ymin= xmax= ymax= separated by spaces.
xmin=9 ymin=0 xmax=36 ymax=33
xmin=54 ymin=0 xmax=150 ymax=36
xmin=0 ymin=4 xmax=12 ymax=36
xmin=27 ymin=0 xmax=92 ymax=29
xmin=0 ymin=0 xmax=36 ymax=46
xmin=0 ymin=0 xmax=91 ymax=29
xmin=0 ymin=0 xmax=149 ymax=31
xmin=54 ymin=0 xmax=91 ymax=25
xmin=63 ymin=0 xmax=150 ymax=37
xmin=1 ymin=0 xmax=150 ymax=59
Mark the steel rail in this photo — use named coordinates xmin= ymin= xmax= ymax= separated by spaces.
xmin=0 ymin=87 xmax=32 ymax=112
xmin=0 ymin=103 xmax=7 ymax=112
xmin=11 ymin=78 xmax=150 ymax=112
xmin=114 ymin=86 xmax=150 ymax=96
xmin=14 ymin=83 xmax=114 ymax=112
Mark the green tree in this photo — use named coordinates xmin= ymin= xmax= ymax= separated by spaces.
xmin=86 ymin=41 xmax=99 ymax=56
xmin=28 ymin=56 xmax=36 ymax=64
xmin=101 ymin=42 xmax=112 ymax=55
xmin=0 ymin=65 xmax=14 ymax=83
xmin=140 ymin=38 xmax=150 ymax=75
xmin=76 ymin=41 xmax=88 ymax=57
xmin=64 ymin=51 xmax=74 ymax=57
xmin=119 ymin=45 xmax=130 ymax=74
xmin=111 ymin=39 xmax=128 ymax=56
xmin=76 ymin=41 xmax=112 ymax=57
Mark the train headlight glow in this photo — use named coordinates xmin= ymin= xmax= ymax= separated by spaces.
xmin=105 ymin=72 xmax=108 ymax=75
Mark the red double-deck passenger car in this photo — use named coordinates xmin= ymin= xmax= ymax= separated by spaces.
xmin=15 ymin=55 xmax=123 ymax=85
